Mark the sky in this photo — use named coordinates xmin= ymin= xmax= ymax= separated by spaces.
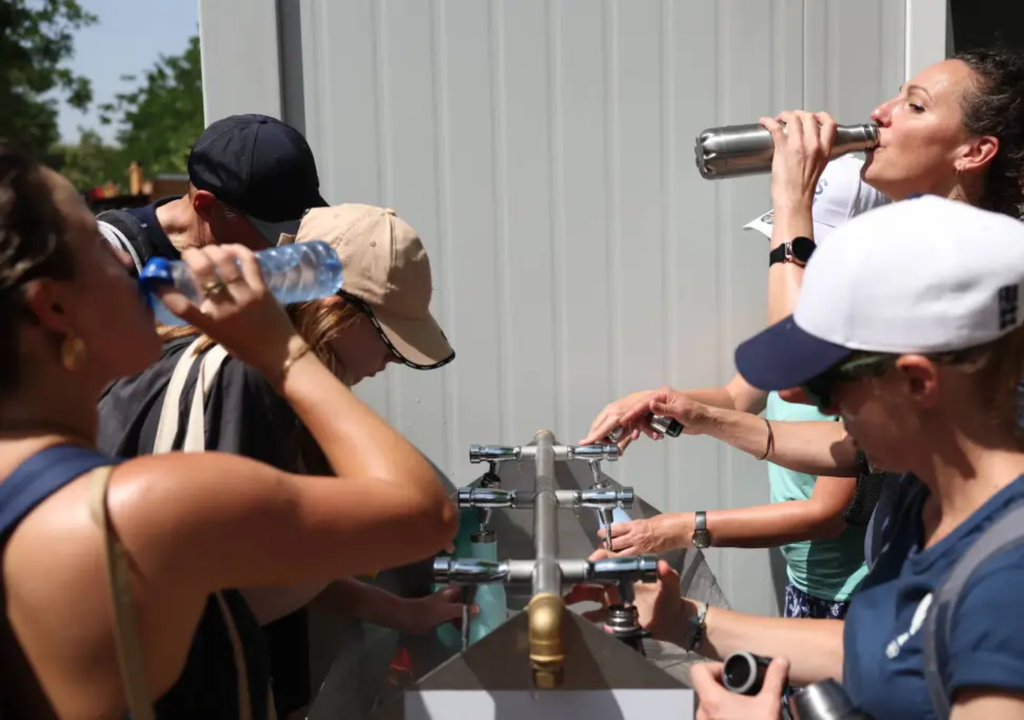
xmin=56 ymin=0 xmax=199 ymax=143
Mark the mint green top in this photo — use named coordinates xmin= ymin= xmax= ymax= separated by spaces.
xmin=765 ymin=392 xmax=868 ymax=602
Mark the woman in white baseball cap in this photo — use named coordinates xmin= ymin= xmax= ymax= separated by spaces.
xmin=579 ymin=197 xmax=1024 ymax=720
xmin=583 ymin=48 xmax=1024 ymax=631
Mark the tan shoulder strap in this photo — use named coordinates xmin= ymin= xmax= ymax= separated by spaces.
xmin=152 ymin=337 xmax=205 ymax=454
xmin=87 ymin=467 xmax=273 ymax=720
xmin=182 ymin=344 xmax=230 ymax=452
xmin=86 ymin=465 xmax=156 ymax=720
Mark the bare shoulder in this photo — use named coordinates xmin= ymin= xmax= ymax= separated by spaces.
xmin=6 ymin=451 xmax=288 ymax=587
xmin=2 ymin=459 xmax=223 ymax=714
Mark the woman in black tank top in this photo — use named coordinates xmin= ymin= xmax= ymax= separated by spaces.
xmin=0 ymin=144 xmax=457 ymax=719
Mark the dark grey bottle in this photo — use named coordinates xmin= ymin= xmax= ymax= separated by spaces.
xmin=694 ymin=122 xmax=880 ymax=179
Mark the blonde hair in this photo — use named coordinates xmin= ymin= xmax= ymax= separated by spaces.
xmin=157 ymin=296 xmax=363 ymax=376
xmin=157 ymin=296 xmax=365 ymax=474
xmin=942 ymin=325 xmax=1024 ymax=429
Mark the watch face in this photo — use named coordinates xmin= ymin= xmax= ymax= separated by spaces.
xmin=692 ymin=530 xmax=710 ymax=549
xmin=791 ymin=236 xmax=817 ymax=263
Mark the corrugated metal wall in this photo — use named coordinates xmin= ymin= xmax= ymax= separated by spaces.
xmin=199 ymin=0 xmax=908 ymax=616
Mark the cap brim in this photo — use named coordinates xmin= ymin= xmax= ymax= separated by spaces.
xmin=247 ymin=214 xmax=303 ymax=247
xmin=735 ymin=315 xmax=853 ymax=391
xmin=246 ymin=193 xmax=329 ymax=247
xmin=372 ymin=308 xmax=455 ymax=370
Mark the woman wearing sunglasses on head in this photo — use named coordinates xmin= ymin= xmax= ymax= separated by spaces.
xmin=0 ymin=144 xmax=457 ymax=719
xmin=577 ymin=197 xmax=1024 ymax=720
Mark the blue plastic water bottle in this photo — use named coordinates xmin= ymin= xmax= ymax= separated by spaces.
xmin=611 ymin=507 xmax=632 ymax=525
xmin=138 ymin=240 xmax=344 ymax=326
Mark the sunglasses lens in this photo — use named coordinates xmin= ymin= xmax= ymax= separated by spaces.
xmin=803 ymin=377 xmax=832 ymax=412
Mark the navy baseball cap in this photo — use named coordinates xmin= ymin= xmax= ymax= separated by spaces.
xmin=187 ymin=114 xmax=328 ymax=227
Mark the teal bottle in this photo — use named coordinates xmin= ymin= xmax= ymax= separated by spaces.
xmin=435 ymin=510 xmax=507 ymax=651
xmin=465 ymin=530 xmax=508 ymax=645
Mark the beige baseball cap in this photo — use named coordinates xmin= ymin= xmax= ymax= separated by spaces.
xmin=264 ymin=203 xmax=454 ymax=370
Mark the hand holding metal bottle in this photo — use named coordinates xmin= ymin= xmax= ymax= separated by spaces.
xmin=695 ymin=113 xmax=879 ymax=180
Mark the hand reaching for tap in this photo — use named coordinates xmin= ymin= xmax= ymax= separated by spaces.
xmin=564 ymin=549 xmax=692 ymax=645
xmin=598 ymin=514 xmax=692 ymax=555
xmin=397 ymin=586 xmax=476 ymax=635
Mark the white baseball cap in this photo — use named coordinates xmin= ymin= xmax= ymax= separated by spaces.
xmin=743 ymin=156 xmax=891 ymax=241
xmin=735 ymin=196 xmax=1024 ymax=390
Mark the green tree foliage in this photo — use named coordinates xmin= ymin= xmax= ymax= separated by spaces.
xmin=49 ymin=128 xmax=125 ymax=189
xmin=100 ymin=34 xmax=203 ymax=178
xmin=0 ymin=0 xmax=97 ymax=158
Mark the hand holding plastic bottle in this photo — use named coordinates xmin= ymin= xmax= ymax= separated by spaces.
xmin=156 ymin=244 xmax=306 ymax=380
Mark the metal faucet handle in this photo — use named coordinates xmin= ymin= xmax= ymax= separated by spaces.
xmin=469 ymin=445 xmax=522 ymax=463
xmin=458 ymin=487 xmax=532 ymax=509
xmin=434 ymin=556 xmax=509 ymax=584
xmin=575 ymin=487 xmax=635 ymax=509
xmin=587 ymin=555 xmax=659 ymax=584
xmin=567 ymin=444 xmax=620 ymax=462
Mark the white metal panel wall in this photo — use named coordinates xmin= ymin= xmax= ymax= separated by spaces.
xmin=200 ymin=0 xmax=907 ymax=616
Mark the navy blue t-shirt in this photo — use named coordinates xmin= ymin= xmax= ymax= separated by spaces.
xmin=844 ymin=474 xmax=1024 ymax=718
xmin=125 ymin=196 xmax=181 ymax=261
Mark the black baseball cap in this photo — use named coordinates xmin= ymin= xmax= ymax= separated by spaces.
xmin=187 ymin=114 xmax=328 ymax=228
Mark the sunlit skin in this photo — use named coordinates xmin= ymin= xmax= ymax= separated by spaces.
xmin=862 ymin=59 xmax=998 ymax=202
xmin=328 ymin=314 xmax=400 ymax=387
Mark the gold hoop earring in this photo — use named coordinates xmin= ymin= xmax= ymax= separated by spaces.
xmin=61 ymin=335 xmax=87 ymax=372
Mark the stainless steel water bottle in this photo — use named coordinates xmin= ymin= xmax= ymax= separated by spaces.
xmin=694 ymin=122 xmax=880 ymax=179
xmin=788 ymin=679 xmax=873 ymax=720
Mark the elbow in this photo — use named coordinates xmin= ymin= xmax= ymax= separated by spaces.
xmin=410 ymin=483 xmax=459 ymax=553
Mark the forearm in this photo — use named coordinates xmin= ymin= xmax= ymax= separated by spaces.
xmin=279 ymin=348 xmax=447 ymax=503
xmin=700 ymin=407 xmax=858 ymax=476
xmin=705 ymin=501 xmax=844 ymax=548
xmin=680 ymin=386 xmax=741 ymax=411
xmin=767 ymin=202 xmax=813 ymax=324
xmin=682 ymin=606 xmax=844 ymax=686
xmin=310 ymin=578 xmax=411 ymax=630
xmin=683 ymin=376 xmax=767 ymax=416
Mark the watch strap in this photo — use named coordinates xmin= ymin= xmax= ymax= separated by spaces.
xmin=684 ymin=600 xmax=709 ymax=651
xmin=768 ymin=244 xmax=788 ymax=266
xmin=694 ymin=511 xmax=707 ymax=532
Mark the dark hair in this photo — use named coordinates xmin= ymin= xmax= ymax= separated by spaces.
xmin=955 ymin=48 xmax=1024 ymax=218
xmin=0 ymin=141 xmax=75 ymax=394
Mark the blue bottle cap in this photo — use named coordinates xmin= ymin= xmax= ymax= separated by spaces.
xmin=138 ymin=257 xmax=176 ymax=290
xmin=136 ymin=257 xmax=178 ymax=309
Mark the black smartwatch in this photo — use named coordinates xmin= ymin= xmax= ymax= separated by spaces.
xmin=769 ymin=236 xmax=816 ymax=267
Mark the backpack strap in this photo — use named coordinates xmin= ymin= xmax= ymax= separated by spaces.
xmin=86 ymin=465 xmax=156 ymax=720
xmin=96 ymin=209 xmax=155 ymax=278
xmin=183 ymin=344 xmax=231 ymax=452
xmin=864 ymin=473 xmax=918 ymax=571
xmin=922 ymin=499 xmax=1024 ymax=720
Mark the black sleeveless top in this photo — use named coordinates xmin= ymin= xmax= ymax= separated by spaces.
xmin=0 ymin=445 xmax=271 ymax=719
